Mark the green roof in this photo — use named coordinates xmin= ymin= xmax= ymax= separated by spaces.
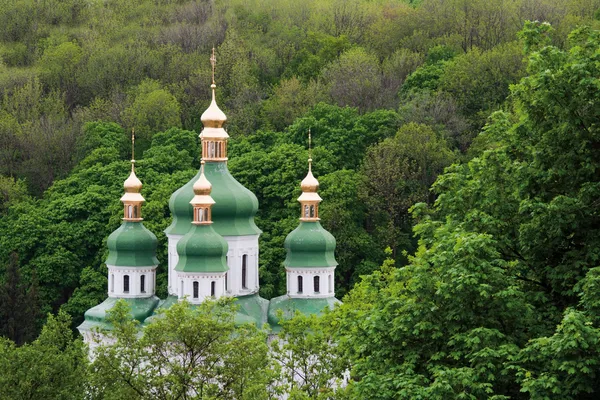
xmin=78 ymin=296 xmax=160 ymax=332
xmin=175 ymin=223 xmax=228 ymax=273
xmin=234 ymin=293 xmax=269 ymax=328
xmin=267 ymin=295 xmax=340 ymax=332
xmin=106 ymin=222 xmax=159 ymax=267
xmin=284 ymin=221 xmax=337 ymax=268
xmin=143 ymin=293 xmax=268 ymax=328
xmin=165 ymin=162 xmax=261 ymax=236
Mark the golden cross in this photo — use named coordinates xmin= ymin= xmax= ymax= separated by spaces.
xmin=210 ymin=47 xmax=216 ymax=85
xmin=131 ymin=128 xmax=136 ymax=170
xmin=308 ymin=128 xmax=312 ymax=159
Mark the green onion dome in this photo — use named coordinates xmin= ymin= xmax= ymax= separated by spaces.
xmin=175 ymin=224 xmax=228 ymax=273
xmin=284 ymin=221 xmax=337 ymax=268
xmin=165 ymin=162 xmax=261 ymax=237
xmin=106 ymin=222 xmax=159 ymax=267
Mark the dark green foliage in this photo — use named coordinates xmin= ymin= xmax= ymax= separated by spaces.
xmin=335 ymin=23 xmax=600 ymax=399
xmin=0 ymin=310 xmax=87 ymax=400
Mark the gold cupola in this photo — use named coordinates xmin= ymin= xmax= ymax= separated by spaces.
xmin=298 ymin=131 xmax=322 ymax=221
xmin=190 ymin=160 xmax=216 ymax=224
xmin=121 ymin=130 xmax=145 ymax=221
xmin=200 ymin=47 xmax=229 ymax=162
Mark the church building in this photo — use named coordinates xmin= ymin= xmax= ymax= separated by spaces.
xmin=78 ymin=51 xmax=339 ymax=342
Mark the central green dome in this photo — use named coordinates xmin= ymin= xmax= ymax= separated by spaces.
xmin=106 ymin=222 xmax=159 ymax=267
xmin=175 ymin=224 xmax=228 ymax=273
xmin=165 ymin=162 xmax=261 ymax=236
xmin=284 ymin=221 xmax=337 ymax=268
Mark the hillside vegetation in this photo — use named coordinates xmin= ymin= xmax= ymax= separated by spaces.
xmin=0 ymin=3 xmax=600 ymax=397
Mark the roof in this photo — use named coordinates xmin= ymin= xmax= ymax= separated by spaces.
xmin=165 ymin=162 xmax=261 ymax=237
xmin=106 ymin=222 xmax=159 ymax=267
xmin=284 ymin=221 xmax=338 ymax=268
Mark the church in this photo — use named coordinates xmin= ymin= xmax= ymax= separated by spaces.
xmin=78 ymin=53 xmax=340 ymax=343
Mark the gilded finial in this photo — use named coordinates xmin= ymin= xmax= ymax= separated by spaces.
xmin=192 ymin=159 xmax=213 ymax=197
xmin=130 ymin=128 xmax=136 ymax=172
xmin=210 ymin=47 xmax=216 ymax=86
xmin=201 ymin=48 xmax=228 ymax=130
xmin=308 ymin=128 xmax=312 ymax=172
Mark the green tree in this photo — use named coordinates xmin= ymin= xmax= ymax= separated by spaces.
xmin=272 ymin=312 xmax=348 ymax=399
xmin=321 ymin=47 xmax=382 ymax=112
xmin=0 ymin=310 xmax=87 ymax=400
xmin=89 ymin=298 xmax=278 ymax=400
xmin=360 ymin=122 xmax=455 ymax=258
xmin=336 ymin=23 xmax=600 ymax=399
xmin=122 ymin=80 xmax=182 ymax=148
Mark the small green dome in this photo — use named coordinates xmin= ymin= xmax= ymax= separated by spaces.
xmin=284 ymin=221 xmax=338 ymax=268
xmin=106 ymin=222 xmax=159 ymax=267
xmin=175 ymin=224 xmax=228 ymax=273
xmin=165 ymin=162 xmax=261 ymax=236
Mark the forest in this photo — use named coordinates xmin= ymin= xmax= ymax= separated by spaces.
xmin=0 ymin=0 xmax=600 ymax=398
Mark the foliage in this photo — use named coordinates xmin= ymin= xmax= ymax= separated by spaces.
xmin=272 ymin=311 xmax=348 ymax=399
xmin=89 ymin=298 xmax=278 ymax=400
xmin=0 ymin=309 xmax=87 ymax=400
xmin=360 ymin=123 xmax=456 ymax=258
xmin=334 ymin=23 xmax=600 ymax=398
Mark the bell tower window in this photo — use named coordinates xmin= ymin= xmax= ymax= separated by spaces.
xmin=242 ymin=255 xmax=248 ymax=289
xmin=314 ymin=276 xmax=320 ymax=293
xmin=123 ymin=275 xmax=130 ymax=293
xmin=193 ymin=281 xmax=199 ymax=298
xmin=211 ymin=281 xmax=216 ymax=297
xmin=298 ymin=276 xmax=303 ymax=294
xmin=140 ymin=275 xmax=146 ymax=293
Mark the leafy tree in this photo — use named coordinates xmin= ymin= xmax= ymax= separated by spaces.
xmin=0 ymin=252 xmax=41 ymax=344
xmin=336 ymin=23 xmax=600 ymax=399
xmin=321 ymin=47 xmax=382 ymax=112
xmin=360 ymin=122 xmax=455 ymax=258
xmin=89 ymin=298 xmax=278 ymax=400
xmin=122 ymin=80 xmax=182 ymax=148
xmin=0 ymin=310 xmax=87 ymax=400
xmin=272 ymin=312 xmax=348 ymax=399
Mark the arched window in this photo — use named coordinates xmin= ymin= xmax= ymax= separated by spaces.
xmin=328 ymin=274 xmax=332 ymax=293
xmin=309 ymin=205 xmax=315 ymax=218
xmin=110 ymin=274 xmax=114 ymax=293
xmin=140 ymin=275 xmax=146 ymax=293
xmin=211 ymin=281 xmax=216 ymax=297
xmin=180 ymin=280 xmax=184 ymax=298
xmin=123 ymin=275 xmax=130 ymax=293
xmin=203 ymin=208 xmax=209 ymax=221
xmin=197 ymin=208 xmax=203 ymax=222
xmin=314 ymin=276 xmax=320 ymax=293
xmin=193 ymin=281 xmax=199 ymax=298
xmin=225 ymin=272 xmax=228 ymax=291
xmin=242 ymin=255 xmax=248 ymax=289
xmin=209 ymin=141 xmax=216 ymax=157
xmin=298 ymin=276 xmax=303 ymax=294
xmin=127 ymin=205 xmax=133 ymax=218
xmin=304 ymin=205 xmax=309 ymax=218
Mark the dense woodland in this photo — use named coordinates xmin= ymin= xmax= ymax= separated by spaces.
xmin=0 ymin=0 xmax=600 ymax=398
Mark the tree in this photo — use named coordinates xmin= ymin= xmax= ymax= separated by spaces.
xmin=321 ymin=47 xmax=383 ymax=112
xmin=89 ymin=298 xmax=278 ymax=400
xmin=335 ymin=23 xmax=600 ymax=399
xmin=0 ymin=310 xmax=87 ymax=400
xmin=360 ymin=122 xmax=455 ymax=258
xmin=271 ymin=312 xmax=348 ymax=399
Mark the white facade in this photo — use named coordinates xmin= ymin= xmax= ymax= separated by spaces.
xmin=167 ymin=233 xmax=259 ymax=297
xmin=286 ymin=267 xmax=335 ymax=299
xmin=223 ymin=234 xmax=259 ymax=296
xmin=107 ymin=265 xmax=157 ymax=298
xmin=176 ymin=271 xmax=226 ymax=304
xmin=167 ymin=233 xmax=183 ymax=295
